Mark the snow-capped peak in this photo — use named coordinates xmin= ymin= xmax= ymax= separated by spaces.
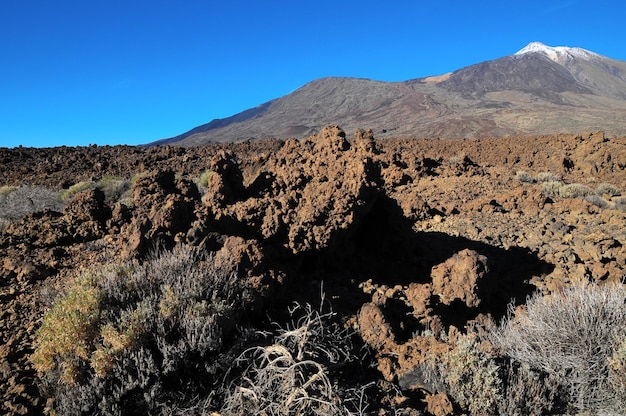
xmin=515 ymin=41 xmax=601 ymax=63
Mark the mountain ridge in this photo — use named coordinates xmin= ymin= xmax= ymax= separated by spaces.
xmin=153 ymin=42 xmax=626 ymax=146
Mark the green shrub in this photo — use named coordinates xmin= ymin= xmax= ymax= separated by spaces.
xmin=32 ymin=274 xmax=104 ymax=384
xmin=492 ymin=282 xmax=626 ymax=413
xmin=426 ymin=334 xmax=502 ymax=416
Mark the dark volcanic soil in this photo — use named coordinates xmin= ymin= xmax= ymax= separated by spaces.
xmin=1 ymin=127 xmax=625 ymax=415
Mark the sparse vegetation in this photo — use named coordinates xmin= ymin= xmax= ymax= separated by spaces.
xmin=220 ymin=302 xmax=357 ymax=416
xmin=58 ymin=181 xmax=95 ymax=201
xmin=585 ymin=193 xmax=610 ymax=208
xmin=33 ymin=245 xmax=244 ymax=415
xmin=596 ymin=182 xmax=621 ymax=197
xmin=433 ymin=334 xmax=502 ymax=416
xmin=558 ymin=182 xmax=593 ymax=199
xmin=422 ymin=330 xmax=558 ymax=416
xmin=535 ymin=171 xmax=560 ymax=183
xmin=541 ymin=180 xmax=563 ymax=198
xmin=96 ymin=176 xmax=131 ymax=203
xmin=491 ymin=282 xmax=626 ymax=413
xmin=515 ymin=170 xmax=534 ymax=183
xmin=198 ymin=170 xmax=214 ymax=188
xmin=0 ymin=185 xmax=65 ymax=229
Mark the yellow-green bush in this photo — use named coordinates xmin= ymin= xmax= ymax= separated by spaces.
xmin=33 ymin=245 xmax=242 ymax=415
xmin=198 ymin=170 xmax=214 ymax=188
xmin=58 ymin=181 xmax=95 ymax=201
xmin=31 ymin=274 xmax=105 ymax=384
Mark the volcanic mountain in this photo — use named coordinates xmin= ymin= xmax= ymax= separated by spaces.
xmin=153 ymin=42 xmax=626 ymax=146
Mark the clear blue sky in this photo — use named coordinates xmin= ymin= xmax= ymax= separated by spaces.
xmin=1 ymin=0 xmax=625 ymax=148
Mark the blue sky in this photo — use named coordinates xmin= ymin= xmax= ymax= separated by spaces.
xmin=1 ymin=0 xmax=625 ymax=148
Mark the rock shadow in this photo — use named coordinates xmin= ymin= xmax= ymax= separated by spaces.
xmin=286 ymin=194 xmax=554 ymax=328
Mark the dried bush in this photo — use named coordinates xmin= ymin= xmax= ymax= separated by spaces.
xmin=491 ymin=282 xmax=626 ymax=413
xmin=596 ymin=182 xmax=621 ymax=197
xmin=614 ymin=196 xmax=626 ymax=211
xmin=424 ymin=334 xmax=502 ymax=416
xmin=514 ymin=170 xmax=534 ymax=183
xmin=535 ymin=171 xmax=560 ymax=183
xmin=558 ymin=183 xmax=593 ymax=199
xmin=540 ymin=180 xmax=562 ymax=198
xmin=34 ymin=244 xmax=243 ymax=415
xmin=220 ymin=302 xmax=355 ymax=416
xmin=0 ymin=185 xmax=65 ymax=229
xmin=496 ymin=360 xmax=559 ymax=416
xmin=584 ymin=194 xmax=609 ymax=209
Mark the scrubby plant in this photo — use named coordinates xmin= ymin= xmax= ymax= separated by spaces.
xmin=584 ymin=194 xmax=609 ymax=208
xmin=558 ymin=183 xmax=593 ymax=199
xmin=32 ymin=274 xmax=105 ymax=385
xmin=491 ymin=282 xmax=626 ymax=413
xmin=0 ymin=185 xmax=65 ymax=229
xmin=596 ymin=182 xmax=621 ymax=197
xmin=541 ymin=180 xmax=563 ymax=198
xmin=58 ymin=181 xmax=95 ymax=201
xmin=514 ymin=170 xmax=534 ymax=183
xmin=496 ymin=360 xmax=559 ymax=416
xmin=614 ymin=196 xmax=626 ymax=212
xmin=198 ymin=170 xmax=214 ymax=188
xmin=425 ymin=333 xmax=502 ymax=416
xmin=220 ymin=302 xmax=356 ymax=416
xmin=96 ymin=176 xmax=131 ymax=203
xmin=0 ymin=185 xmax=18 ymax=197
xmin=33 ymin=244 xmax=243 ymax=415
xmin=535 ymin=171 xmax=560 ymax=183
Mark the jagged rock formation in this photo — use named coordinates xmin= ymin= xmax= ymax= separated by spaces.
xmin=1 ymin=127 xmax=626 ymax=414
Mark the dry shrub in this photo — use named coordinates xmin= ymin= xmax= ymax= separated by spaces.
xmin=558 ymin=183 xmax=593 ymax=198
xmin=596 ymin=182 xmax=621 ymax=197
xmin=0 ymin=185 xmax=64 ymax=229
xmin=34 ymin=244 xmax=242 ymax=415
xmin=220 ymin=303 xmax=354 ymax=416
xmin=515 ymin=170 xmax=534 ymax=183
xmin=584 ymin=194 xmax=609 ymax=209
xmin=541 ymin=180 xmax=562 ymax=198
xmin=535 ymin=172 xmax=560 ymax=183
xmin=492 ymin=282 xmax=626 ymax=413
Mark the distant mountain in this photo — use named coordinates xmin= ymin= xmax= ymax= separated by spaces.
xmin=153 ymin=42 xmax=626 ymax=146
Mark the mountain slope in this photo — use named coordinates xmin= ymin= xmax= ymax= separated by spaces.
xmin=154 ymin=42 xmax=626 ymax=146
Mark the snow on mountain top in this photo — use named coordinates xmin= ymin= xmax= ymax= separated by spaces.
xmin=515 ymin=41 xmax=601 ymax=63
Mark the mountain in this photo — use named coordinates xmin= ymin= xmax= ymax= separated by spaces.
xmin=153 ymin=42 xmax=626 ymax=146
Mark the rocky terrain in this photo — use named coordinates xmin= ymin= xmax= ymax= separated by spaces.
xmin=1 ymin=127 xmax=626 ymax=415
